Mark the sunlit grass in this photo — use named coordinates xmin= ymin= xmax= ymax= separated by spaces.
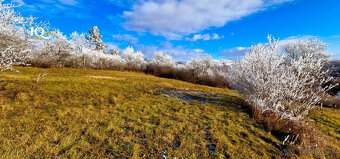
xmin=0 ymin=67 xmax=338 ymax=158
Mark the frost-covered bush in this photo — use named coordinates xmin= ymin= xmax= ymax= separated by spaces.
xmin=228 ymin=36 xmax=334 ymax=120
xmin=122 ymin=46 xmax=144 ymax=70
xmin=186 ymin=56 xmax=229 ymax=80
xmin=31 ymin=31 xmax=73 ymax=67
xmin=70 ymin=31 xmax=93 ymax=67
xmin=83 ymin=49 xmax=125 ymax=69
xmin=0 ymin=0 xmax=33 ymax=51
xmin=70 ymin=32 xmax=88 ymax=54
xmin=110 ymin=49 xmax=121 ymax=56
xmin=283 ymin=40 xmax=330 ymax=61
xmin=69 ymin=32 xmax=126 ymax=69
xmin=186 ymin=56 xmax=215 ymax=78
xmin=0 ymin=0 xmax=32 ymax=71
xmin=149 ymin=51 xmax=175 ymax=68
xmin=0 ymin=46 xmax=27 ymax=72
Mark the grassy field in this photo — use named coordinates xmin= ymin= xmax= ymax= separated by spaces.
xmin=0 ymin=67 xmax=338 ymax=158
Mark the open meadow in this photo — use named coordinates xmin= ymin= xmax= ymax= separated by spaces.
xmin=1 ymin=0 xmax=340 ymax=158
xmin=0 ymin=67 xmax=339 ymax=158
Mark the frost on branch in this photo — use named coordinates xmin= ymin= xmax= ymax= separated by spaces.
xmin=87 ymin=26 xmax=108 ymax=53
xmin=150 ymin=51 xmax=175 ymax=68
xmin=186 ymin=56 xmax=213 ymax=78
xmin=122 ymin=46 xmax=144 ymax=70
xmin=110 ymin=49 xmax=121 ymax=56
xmin=31 ymin=31 xmax=74 ymax=67
xmin=0 ymin=0 xmax=35 ymax=49
xmin=0 ymin=46 xmax=27 ymax=72
xmin=228 ymin=36 xmax=335 ymax=120
xmin=0 ymin=0 xmax=32 ymax=71
xmin=283 ymin=40 xmax=330 ymax=61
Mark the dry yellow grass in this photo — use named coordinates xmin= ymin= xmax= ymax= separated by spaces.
xmin=0 ymin=67 xmax=338 ymax=158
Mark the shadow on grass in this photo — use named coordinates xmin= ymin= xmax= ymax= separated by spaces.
xmin=156 ymin=87 xmax=244 ymax=106
xmin=156 ymin=87 xmax=291 ymax=156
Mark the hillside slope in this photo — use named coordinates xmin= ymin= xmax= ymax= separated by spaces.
xmin=0 ymin=67 xmax=338 ymax=158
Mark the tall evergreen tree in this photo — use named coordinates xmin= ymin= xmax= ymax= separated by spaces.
xmin=87 ymin=26 xmax=108 ymax=53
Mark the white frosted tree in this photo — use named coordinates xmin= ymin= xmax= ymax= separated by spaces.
xmin=283 ymin=40 xmax=330 ymax=61
xmin=70 ymin=32 xmax=88 ymax=53
xmin=150 ymin=51 xmax=175 ymax=67
xmin=186 ymin=56 xmax=215 ymax=78
xmin=122 ymin=46 xmax=144 ymax=70
xmin=0 ymin=46 xmax=26 ymax=72
xmin=87 ymin=26 xmax=108 ymax=53
xmin=110 ymin=49 xmax=121 ymax=56
xmin=70 ymin=31 xmax=90 ymax=66
xmin=227 ymin=36 xmax=335 ymax=120
xmin=0 ymin=0 xmax=32 ymax=71
xmin=32 ymin=31 xmax=73 ymax=67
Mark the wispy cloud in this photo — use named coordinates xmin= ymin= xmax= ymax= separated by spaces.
xmin=280 ymin=35 xmax=319 ymax=45
xmin=113 ymin=34 xmax=138 ymax=45
xmin=13 ymin=0 xmax=92 ymax=19
xmin=138 ymin=42 xmax=207 ymax=61
xmin=123 ymin=0 xmax=294 ymax=39
xmin=221 ymin=47 xmax=250 ymax=59
xmin=10 ymin=0 xmax=25 ymax=5
xmin=220 ymin=35 xmax=319 ymax=59
xmin=185 ymin=33 xmax=223 ymax=41
xmin=57 ymin=0 xmax=79 ymax=6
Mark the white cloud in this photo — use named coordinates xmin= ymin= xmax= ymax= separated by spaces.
xmin=221 ymin=47 xmax=250 ymax=58
xmin=11 ymin=0 xmax=25 ymax=5
xmin=15 ymin=0 xmax=92 ymax=19
xmin=212 ymin=33 xmax=222 ymax=40
xmin=139 ymin=42 xmax=207 ymax=61
xmin=113 ymin=34 xmax=138 ymax=45
xmin=106 ymin=42 xmax=122 ymax=51
xmin=280 ymin=35 xmax=318 ymax=45
xmin=123 ymin=0 xmax=293 ymax=39
xmin=185 ymin=33 xmax=223 ymax=41
xmin=57 ymin=0 xmax=79 ymax=6
xmin=221 ymin=35 xmax=319 ymax=59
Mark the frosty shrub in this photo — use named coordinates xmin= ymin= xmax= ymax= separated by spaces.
xmin=122 ymin=46 xmax=144 ymax=70
xmin=283 ymin=39 xmax=330 ymax=61
xmin=69 ymin=32 xmax=126 ymax=69
xmin=0 ymin=46 xmax=27 ymax=72
xmin=228 ymin=36 xmax=334 ymax=120
xmin=0 ymin=0 xmax=32 ymax=51
xmin=185 ymin=56 xmax=229 ymax=86
xmin=186 ymin=56 xmax=215 ymax=78
xmin=31 ymin=31 xmax=74 ymax=67
xmin=0 ymin=1 xmax=34 ymax=71
xmin=149 ymin=51 xmax=175 ymax=68
xmin=110 ymin=49 xmax=121 ymax=56
xmin=70 ymin=31 xmax=93 ymax=67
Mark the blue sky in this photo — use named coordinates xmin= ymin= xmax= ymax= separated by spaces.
xmin=9 ymin=0 xmax=340 ymax=60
